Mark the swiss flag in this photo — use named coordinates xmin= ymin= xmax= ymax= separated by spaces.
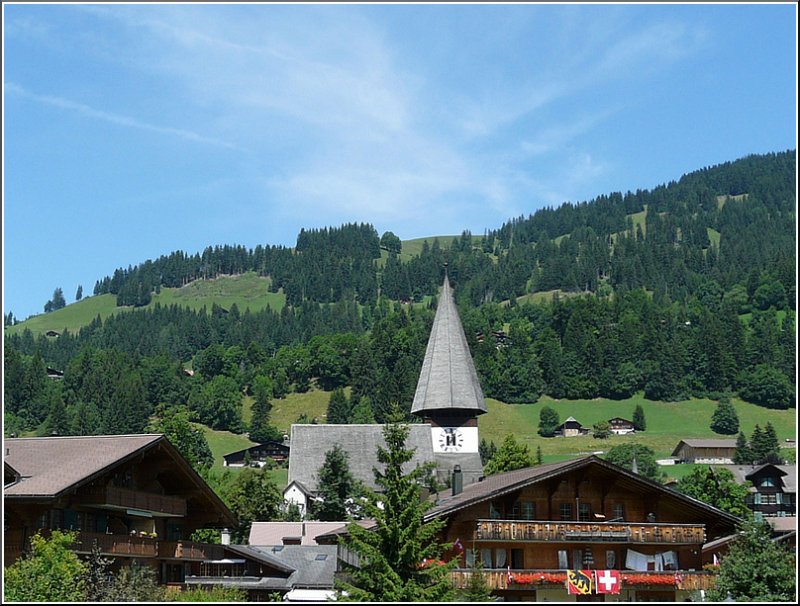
xmin=595 ymin=570 xmax=621 ymax=594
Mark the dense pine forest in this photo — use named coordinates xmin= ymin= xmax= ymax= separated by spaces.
xmin=4 ymin=151 xmax=795 ymax=439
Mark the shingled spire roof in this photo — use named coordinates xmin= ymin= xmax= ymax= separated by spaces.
xmin=411 ymin=275 xmax=487 ymax=416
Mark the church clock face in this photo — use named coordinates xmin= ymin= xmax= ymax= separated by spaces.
xmin=438 ymin=427 xmax=464 ymax=452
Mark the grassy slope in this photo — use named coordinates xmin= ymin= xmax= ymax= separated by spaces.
xmin=478 ymin=393 xmax=795 ymax=463
xmin=7 ymin=272 xmax=285 ymax=337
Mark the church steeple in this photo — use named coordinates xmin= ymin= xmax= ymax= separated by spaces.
xmin=411 ymin=273 xmax=487 ymax=418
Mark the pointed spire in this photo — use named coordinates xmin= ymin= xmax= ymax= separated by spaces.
xmin=411 ymin=274 xmax=487 ymax=417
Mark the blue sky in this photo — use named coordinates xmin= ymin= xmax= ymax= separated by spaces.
xmin=3 ymin=3 xmax=797 ymax=321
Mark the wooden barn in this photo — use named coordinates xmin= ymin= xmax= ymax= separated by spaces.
xmin=671 ymin=439 xmax=738 ymax=464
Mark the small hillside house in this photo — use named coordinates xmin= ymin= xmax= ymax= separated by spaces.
xmin=555 ymin=416 xmax=590 ymax=437
xmin=671 ymin=439 xmax=738 ymax=464
xmin=223 ymin=441 xmax=290 ymax=467
xmin=608 ymin=417 xmax=636 ymax=435
xmin=721 ymin=464 xmax=796 ymax=529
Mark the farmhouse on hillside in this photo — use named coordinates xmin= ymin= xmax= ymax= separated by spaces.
xmin=223 ymin=440 xmax=290 ymax=467
xmin=607 ymin=417 xmax=636 ymax=435
xmin=554 ymin=416 xmax=590 ymax=437
xmin=670 ymin=439 xmax=738 ymax=464
xmin=719 ymin=463 xmax=796 ymax=534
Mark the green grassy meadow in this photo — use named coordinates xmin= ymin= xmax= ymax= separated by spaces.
xmin=478 ymin=393 xmax=795 ymax=462
xmin=6 ymin=272 xmax=285 ymax=338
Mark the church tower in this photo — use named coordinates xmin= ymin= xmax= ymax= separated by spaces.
xmin=411 ymin=273 xmax=487 ymax=484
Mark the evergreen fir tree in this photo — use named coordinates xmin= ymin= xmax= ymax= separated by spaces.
xmin=710 ymin=394 xmax=740 ymax=435
xmin=337 ymin=417 xmax=455 ymax=601
xmin=326 ymin=387 xmax=352 ymax=424
xmin=632 ymin=404 xmax=647 ymax=431
xmin=313 ymin=445 xmax=363 ymax=521
xmin=733 ymin=432 xmax=754 ymax=465
xmin=538 ymin=406 xmax=560 ymax=437
xmin=460 ymin=553 xmax=493 ymax=602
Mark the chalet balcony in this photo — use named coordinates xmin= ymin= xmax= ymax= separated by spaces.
xmin=77 ymin=486 xmax=187 ymax=517
xmin=474 ymin=520 xmax=706 ymax=545
xmin=158 ymin=540 xmax=224 ymax=561
xmin=74 ymin=531 xmax=160 ymax=557
xmin=451 ymin=569 xmax=717 ymax=592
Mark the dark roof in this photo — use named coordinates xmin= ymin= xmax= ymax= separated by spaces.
xmin=608 ymin=417 xmax=634 ymax=424
xmin=4 ymin=434 xmax=236 ymax=526
xmin=671 ymin=439 xmax=738 ymax=456
xmin=287 ymin=424 xmax=435 ymax=492
xmin=719 ymin=464 xmax=796 ymax=493
xmin=246 ymin=545 xmax=338 ymax=589
xmin=424 ymin=456 xmax=742 ymax=532
xmin=223 ymin=441 xmax=289 ymax=461
xmin=411 ymin=276 xmax=487 ymax=416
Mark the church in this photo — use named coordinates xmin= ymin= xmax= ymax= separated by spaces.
xmin=284 ymin=275 xmax=487 ymax=515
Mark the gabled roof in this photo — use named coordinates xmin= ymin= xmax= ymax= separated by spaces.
xmin=243 ymin=545 xmax=338 ymax=589
xmin=424 ymin=456 xmax=742 ymax=533
xmin=287 ymin=424 xmax=435 ymax=492
xmin=5 ymin=434 xmax=164 ymax=498
xmin=719 ymin=464 xmax=796 ymax=493
xmin=249 ymin=522 xmax=349 ymax=546
xmin=4 ymin=434 xmax=236 ymax=526
xmin=671 ymin=439 xmax=738 ymax=455
xmin=411 ymin=276 xmax=487 ymax=416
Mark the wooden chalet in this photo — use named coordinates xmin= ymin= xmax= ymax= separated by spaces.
xmin=429 ymin=456 xmax=741 ymax=601
xmin=555 ymin=416 xmax=590 ymax=437
xmin=721 ymin=463 xmax=796 ymax=531
xmin=4 ymin=434 xmax=237 ymax=586
xmin=223 ymin=441 xmax=290 ymax=468
xmin=608 ymin=417 xmax=635 ymax=435
xmin=671 ymin=439 xmax=737 ymax=464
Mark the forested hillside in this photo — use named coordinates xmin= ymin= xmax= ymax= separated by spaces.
xmin=4 ymin=151 xmax=795 ymax=441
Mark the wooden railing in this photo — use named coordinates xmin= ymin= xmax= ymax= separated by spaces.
xmin=475 ymin=520 xmax=706 ymax=544
xmin=158 ymin=540 xmax=224 ymax=561
xmin=452 ymin=569 xmax=716 ymax=591
xmin=77 ymin=486 xmax=187 ymax=516
xmin=75 ymin=531 xmax=159 ymax=557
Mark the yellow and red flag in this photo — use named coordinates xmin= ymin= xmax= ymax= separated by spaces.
xmin=566 ymin=570 xmax=594 ymax=595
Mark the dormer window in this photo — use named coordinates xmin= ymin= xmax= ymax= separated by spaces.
xmin=760 ymin=477 xmax=776 ymax=488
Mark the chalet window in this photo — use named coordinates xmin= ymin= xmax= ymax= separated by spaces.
xmin=760 ymin=477 xmax=776 ymax=487
xmin=495 ymin=549 xmax=507 ymax=568
xmin=613 ymin=503 xmax=625 ymax=521
xmin=762 ymin=494 xmax=778 ymax=505
xmin=466 ymin=549 xmax=475 ymax=568
xmin=489 ymin=501 xmax=502 ymax=519
xmin=606 ymin=550 xmax=616 ymax=569
xmin=511 ymin=500 xmax=535 ymax=520
xmin=559 ymin=503 xmax=573 ymax=521
xmin=511 ymin=548 xmax=524 ymax=569
xmin=578 ymin=503 xmax=592 ymax=522
xmin=572 ymin=549 xmax=583 ymax=569
xmin=64 ymin=509 xmax=81 ymax=531
xmin=558 ymin=550 xmax=569 ymax=569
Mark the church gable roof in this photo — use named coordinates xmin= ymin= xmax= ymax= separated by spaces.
xmin=411 ymin=277 xmax=487 ymax=416
xmin=287 ymin=424 xmax=436 ymax=493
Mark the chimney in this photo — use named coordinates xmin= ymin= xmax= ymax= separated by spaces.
xmin=220 ymin=528 xmax=231 ymax=545
xmin=451 ymin=465 xmax=463 ymax=496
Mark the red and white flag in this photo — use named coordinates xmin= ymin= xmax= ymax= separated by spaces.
xmin=595 ymin=569 xmax=621 ymax=594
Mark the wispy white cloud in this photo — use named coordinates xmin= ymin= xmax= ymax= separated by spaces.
xmin=5 ymin=81 xmax=239 ymax=149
